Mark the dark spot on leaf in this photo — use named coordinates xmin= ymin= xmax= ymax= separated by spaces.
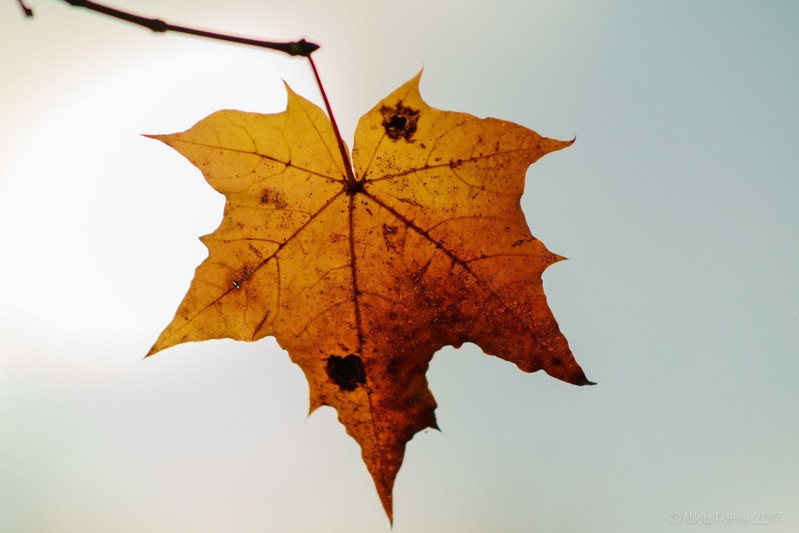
xmin=231 ymin=265 xmax=252 ymax=289
xmin=512 ymin=236 xmax=534 ymax=247
xmin=383 ymin=223 xmax=399 ymax=249
xmin=346 ymin=179 xmax=365 ymax=195
xmin=398 ymin=197 xmax=422 ymax=207
xmin=327 ymin=354 xmax=366 ymax=391
xmin=248 ymin=243 xmax=263 ymax=257
xmin=260 ymin=188 xmax=288 ymax=209
xmin=380 ymin=103 xmax=419 ymax=142
xmin=253 ymin=311 xmax=270 ymax=338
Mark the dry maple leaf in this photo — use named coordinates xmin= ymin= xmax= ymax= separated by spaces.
xmin=146 ymin=72 xmax=592 ymax=521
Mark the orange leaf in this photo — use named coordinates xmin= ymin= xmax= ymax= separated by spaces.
xmin=147 ymin=72 xmax=592 ymax=521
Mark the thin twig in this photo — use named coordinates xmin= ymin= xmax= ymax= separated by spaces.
xmin=60 ymin=0 xmax=319 ymax=56
xmin=29 ymin=0 xmax=354 ymax=183
xmin=17 ymin=0 xmax=33 ymax=16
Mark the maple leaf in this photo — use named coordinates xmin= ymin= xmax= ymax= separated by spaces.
xmin=146 ymin=73 xmax=592 ymax=520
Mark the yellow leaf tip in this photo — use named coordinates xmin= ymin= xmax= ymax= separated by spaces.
xmin=281 ymin=78 xmax=294 ymax=93
xmin=142 ymin=133 xmax=173 ymax=145
xmin=394 ymin=69 xmax=423 ymax=98
xmin=144 ymin=343 xmax=163 ymax=359
xmin=410 ymin=68 xmax=423 ymax=91
xmin=307 ymin=396 xmax=324 ymax=417
xmin=282 ymin=80 xmax=310 ymax=113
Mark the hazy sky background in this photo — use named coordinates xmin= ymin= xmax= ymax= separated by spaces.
xmin=2 ymin=1 xmax=798 ymax=532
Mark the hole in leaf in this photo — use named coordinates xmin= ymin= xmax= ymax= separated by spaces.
xmin=387 ymin=116 xmax=407 ymax=130
xmin=380 ymin=103 xmax=419 ymax=142
xmin=326 ymin=354 xmax=367 ymax=391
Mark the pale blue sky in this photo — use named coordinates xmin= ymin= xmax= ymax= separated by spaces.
xmin=2 ymin=1 xmax=798 ymax=532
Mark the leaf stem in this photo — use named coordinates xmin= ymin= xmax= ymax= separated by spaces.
xmin=307 ymin=55 xmax=358 ymax=190
xmin=57 ymin=0 xmax=319 ymax=56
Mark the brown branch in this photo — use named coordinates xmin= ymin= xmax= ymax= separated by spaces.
xmin=57 ymin=0 xmax=319 ymax=56
xmin=17 ymin=0 xmax=33 ymax=16
xmin=25 ymin=1 xmax=353 ymax=189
